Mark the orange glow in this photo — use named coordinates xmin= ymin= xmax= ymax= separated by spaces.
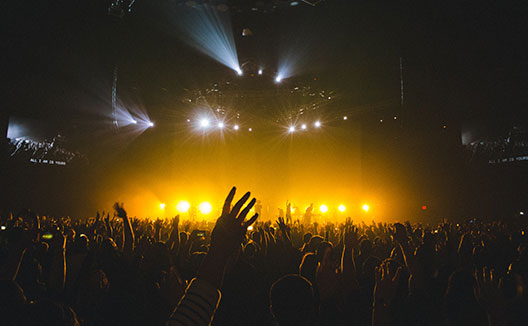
xmin=159 ymin=203 xmax=166 ymax=210
xmin=338 ymin=204 xmax=346 ymax=212
xmin=319 ymin=204 xmax=328 ymax=213
xmin=362 ymin=204 xmax=370 ymax=212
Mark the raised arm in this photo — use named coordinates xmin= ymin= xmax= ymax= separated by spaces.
xmin=114 ymin=203 xmax=135 ymax=255
xmin=167 ymin=187 xmax=258 ymax=326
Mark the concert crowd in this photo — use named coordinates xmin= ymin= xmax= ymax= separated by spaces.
xmin=1 ymin=187 xmax=527 ymax=326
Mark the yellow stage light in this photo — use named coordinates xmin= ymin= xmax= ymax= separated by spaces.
xmin=362 ymin=204 xmax=370 ymax=212
xmin=176 ymin=200 xmax=191 ymax=213
xmin=338 ymin=204 xmax=346 ymax=212
xmin=159 ymin=203 xmax=166 ymax=210
xmin=319 ymin=204 xmax=328 ymax=213
xmin=199 ymin=202 xmax=212 ymax=215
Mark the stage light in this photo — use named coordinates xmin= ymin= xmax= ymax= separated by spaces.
xmin=362 ymin=204 xmax=370 ymax=212
xmin=275 ymin=75 xmax=283 ymax=83
xmin=234 ymin=124 xmax=239 ymax=130
xmin=288 ymin=126 xmax=295 ymax=133
xmin=176 ymin=201 xmax=191 ymax=213
xmin=343 ymin=116 xmax=348 ymax=120
xmin=130 ymin=119 xmax=137 ymax=124
xmin=176 ymin=5 xmax=241 ymax=75
xmin=148 ymin=121 xmax=154 ymax=127
xmin=258 ymin=68 xmax=263 ymax=75
xmin=314 ymin=121 xmax=321 ymax=128
xmin=521 ymin=211 xmax=525 ymax=216
xmin=159 ymin=203 xmax=166 ymax=210
xmin=393 ymin=116 xmax=397 ymax=120
xmin=199 ymin=202 xmax=212 ymax=215
xmin=319 ymin=205 xmax=328 ymax=214
xmin=236 ymin=68 xmax=243 ymax=76
xmin=217 ymin=122 xmax=225 ymax=129
xmin=422 ymin=205 xmax=428 ymax=210
xmin=301 ymin=124 xmax=307 ymax=130
xmin=248 ymin=225 xmax=254 ymax=231
xmin=200 ymin=119 xmax=210 ymax=128
xmin=290 ymin=1 xmax=299 ymax=6
xmin=338 ymin=204 xmax=346 ymax=212
xmin=248 ymin=128 xmax=252 ymax=131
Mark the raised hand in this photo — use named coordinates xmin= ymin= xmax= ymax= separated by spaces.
xmin=474 ymin=266 xmax=506 ymax=322
xmin=209 ymin=187 xmax=258 ymax=259
xmin=373 ymin=262 xmax=402 ymax=308
xmin=198 ymin=187 xmax=258 ymax=289
xmin=344 ymin=224 xmax=359 ymax=248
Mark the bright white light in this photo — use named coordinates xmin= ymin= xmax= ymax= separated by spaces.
xmin=177 ymin=6 xmax=240 ymax=74
xmin=234 ymin=124 xmax=239 ymax=130
xmin=338 ymin=205 xmax=346 ymax=212
xmin=176 ymin=201 xmax=191 ymax=213
xmin=362 ymin=204 xmax=370 ymax=212
xmin=147 ymin=121 xmax=154 ymax=127
xmin=248 ymin=128 xmax=252 ymax=132
xmin=319 ymin=205 xmax=328 ymax=214
xmin=314 ymin=121 xmax=321 ymax=128
xmin=275 ymin=75 xmax=283 ymax=83
xmin=200 ymin=119 xmax=210 ymax=128
xmin=199 ymin=202 xmax=212 ymax=215
xmin=258 ymin=68 xmax=263 ymax=75
xmin=236 ymin=68 xmax=243 ymax=76
xmin=217 ymin=122 xmax=225 ymax=129
xmin=343 ymin=116 xmax=348 ymax=120
xmin=521 ymin=211 xmax=525 ymax=216
xmin=159 ymin=203 xmax=166 ymax=210
xmin=301 ymin=124 xmax=307 ymax=130
xmin=288 ymin=126 xmax=295 ymax=133
xmin=130 ymin=119 xmax=137 ymax=124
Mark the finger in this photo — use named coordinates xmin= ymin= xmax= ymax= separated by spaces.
xmin=223 ymin=187 xmax=236 ymax=216
xmin=243 ymin=213 xmax=259 ymax=228
xmin=231 ymin=192 xmax=251 ymax=219
xmin=237 ymin=198 xmax=256 ymax=222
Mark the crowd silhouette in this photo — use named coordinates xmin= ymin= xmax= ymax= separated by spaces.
xmin=1 ymin=187 xmax=528 ymax=325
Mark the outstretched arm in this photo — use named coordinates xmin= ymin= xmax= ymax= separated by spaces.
xmin=167 ymin=187 xmax=258 ymax=326
xmin=114 ymin=203 xmax=135 ymax=255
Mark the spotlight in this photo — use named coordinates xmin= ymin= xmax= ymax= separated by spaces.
xmin=236 ymin=68 xmax=243 ymax=76
xmin=148 ymin=121 xmax=154 ymax=127
xmin=338 ymin=204 xmax=346 ymax=212
xmin=200 ymin=119 xmax=210 ymax=128
xmin=199 ymin=202 xmax=212 ymax=215
xmin=275 ymin=75 xmax=283 ymax=83
xmin=521 ymin=211 xmax=525 ymax=216
xmin=234 ymin=124 xmax=239 ymax=130
xmin=343 ymin=116 xmax=348 ymax=120
xmin=301 ymin=124 xmax=307 ymax=130
xmin=176 ymin=201 xmax=191 ymax=213
xmin=130 ymin=119 xmax=137 ymax=124
xmin=421 ymin=205 xmax=428 ymax=210
xmin=362 ymin=204 xmax=370 ymax=212
xmin=217 ymin=122 xmax=225 ymax=129
xmin=288 ymin=126 xmax=295 ymax=133
xmin=314 ymin=121 xmax=321 ymax=128
xmin=159 ymin=203 xmax=166 ymax=210
xmin=248 ymin=128 xmax=252 ymax=132
xmin=258 ymin=68 xmax=263 ymax=75
xmin=319 ymin=205 xmax=328 ymax=214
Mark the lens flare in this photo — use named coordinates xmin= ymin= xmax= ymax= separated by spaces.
xmin=176 ymin=201 xmax=191 ymax=213
xmin=233 ymin=124 xmax=239 ymax=130
xmin=362 ymin=204 xmax=370 ymax=212
xmin=288 ymin=126 xmax=295 ymax=133
xmin=319 ymin=204 xmax=328 ymax=213
xmin=199 ymin=202 xmax=212 ymax=215
xmin=338 ymin=204 xmax=346 ymax=212
xmin=314 ymin=121 xmax=321 ymax=128
xmin=200 ymin=119 xmax=210 ymax=128
xmin=217 ymin=122 xmax=225 ymax=129
xmin=159 ymin=203 xmax=166 ymax=210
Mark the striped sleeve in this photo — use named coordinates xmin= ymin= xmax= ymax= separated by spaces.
xmin=167 ymin=278 xmax=222 ymax=326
